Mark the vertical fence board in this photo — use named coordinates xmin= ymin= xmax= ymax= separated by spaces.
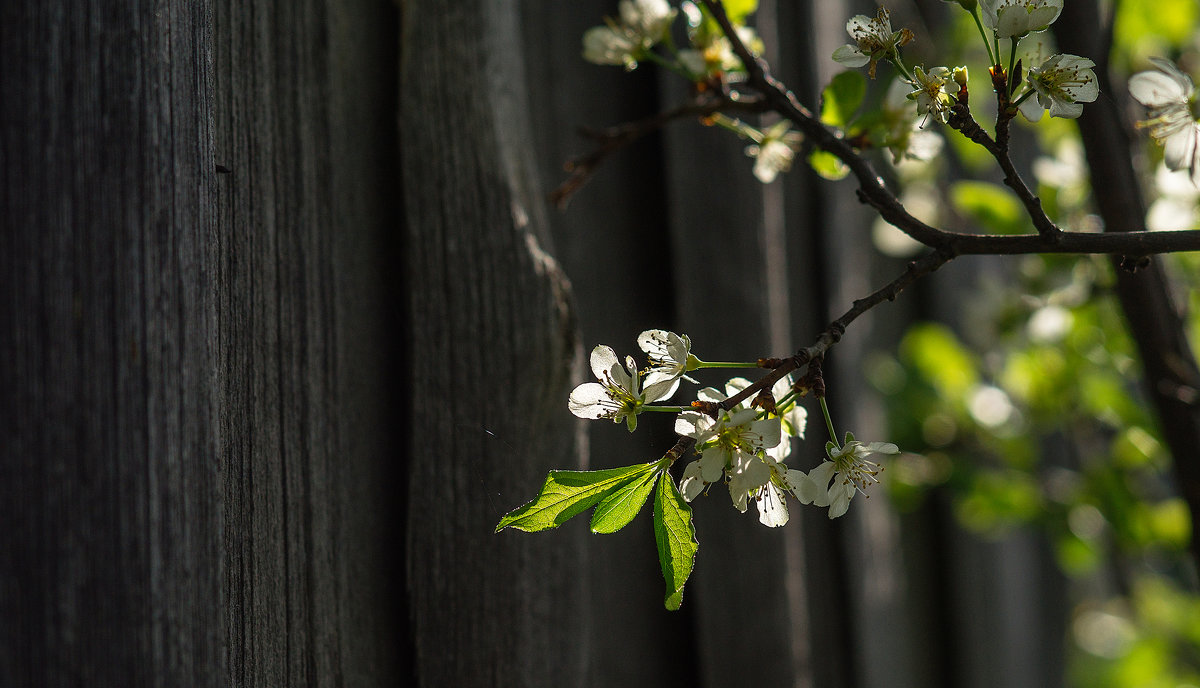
xmin=401 ymin=1 xmax=586 ymax=685
xmin=1 ymin=2 xmax=223 ymax=685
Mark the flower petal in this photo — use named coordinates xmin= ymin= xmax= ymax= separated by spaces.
xmin=699 ymin=446 xmax=728 ymax=483
xmin=643 ymin=376 xmax=680 ymax=403
xmin=1163 ymin=124 xmax=1200 ymax=175
xmin=679 ymin=460 xmax=706 ymax=501
xmin=832 ymin=44 xmax=870 ymax=68
xmin=756 ymin=483 xmax=790 ymax=527
xmin=589 ymin=345 xmax=621 ymax=381
xmin=568 ymin=383 xmax=616 ymax=419
xmin=1130 ymin=71 xmax=1191 ymax=108
xmin=826 ymin=481 xmax=855 ymax=518
xmin=674 ymin=410 xmax=714 ymax=438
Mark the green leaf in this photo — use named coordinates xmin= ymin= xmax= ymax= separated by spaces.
xmin=653 ymin=474 xmax=698 ymax=610
xmin=496 ymin=463 xmax=657 ymax=533
xmin=820 ymin=71 xmax=867 ymax=128
xmin=949 ymin=181 xmax=1026 ymax=235
xmin=721 ymin=0 xmax=758 ymax=23
xmin=808 ymin=150 xmax=849 ymax=180
xmin=591 ymin=469 xmax=661 ymax=534
xmin=694 ymin=0 xmax=758 ymax=49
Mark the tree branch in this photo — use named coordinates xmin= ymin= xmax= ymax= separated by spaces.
xmin=948 ymin=77 xmax=1062 ymax=241
xmin=716 ymin=250 xmax=953 ymax=413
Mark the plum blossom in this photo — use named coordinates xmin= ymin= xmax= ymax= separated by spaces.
xmin=832 ymin=7 xmax=914 ymax=79
xmin=796 ymin=433 xmax=901 ymax=518
xmin=1129 ymin=58 xmax=1200 ymax=184
xmin=677 ymin=376 xmax=808 ymax=525
xmin=678 ymin=25 xmax=762 ymax=79
xmin=637 ymin=329 xmax=696 ymax=394
xmin=583 ymin=26 xmax=641 ymax=68
xmin=1019 ymin=54 xmax=1098 ymax=120
xmin=752 ymin=452 xmax=806 ymax=527
xmin=569 ymin=345 xmax=675 ymax=431
xmin=980 ymin=0 xmax=1063 ymax=39
xmin=675 ymin=406 xmax=781 ymax=512
xmin=908 ymin=66 xmax=956 ymax=125
xmin=582 ymin=0 xmax=677 ymax=69
xmin=619 ymin=0 xmax=676 ymax=39
xmin=745 ymin=121 xmax=804 ymax=183
xmin=880 ymin=78 xmax=945 ymax=163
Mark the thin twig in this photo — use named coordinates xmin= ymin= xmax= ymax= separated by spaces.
xmin=716 ymin=251 xmax=953 ymax=413
xmin=550 ymin=93 xmax=768 ymax=207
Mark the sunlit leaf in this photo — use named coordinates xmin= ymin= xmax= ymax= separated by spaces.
xmin=820 ymin=71 xmax=867 ymax=128
xmin=653 ymin=474 xmax=698 ymax=610
xmin=590 ymin=469 xmax=660 ymax=534
xmin=949 ymin=181 xmax=1026 ymax=235
xmin=496 ymin=462 xmax=657 ymax=533
xmin=808 ymin=150 xmax=850 ymax=180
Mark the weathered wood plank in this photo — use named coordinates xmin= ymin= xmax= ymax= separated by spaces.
xmin=1 ymin=2 xmax=223 ymax=684
xmin=211 ymin=0 xmax=404 ymax=684
xmin=401 ymin=1 xmax=587 ymax=685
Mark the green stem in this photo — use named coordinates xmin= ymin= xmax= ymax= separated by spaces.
xmin=820 ymin=397 xmax=840 ymax=449
xmin=972 ymin=10 xmax=997 ymax=66
xmin=641 ymin=49 xmax=694 ymax=80
xmin=695 ymin=360 xmax=762 ymax=369
xmin=1012 ymin=89 xmax=1035 ymax=107
xmin=890 ymin=56 xmax=914 ymax=84
xmin=1007 ymin=38 xmax=1018 ymax=95
xmin=709 ymin=113 xmax=756 ymax=141
xmin=642 ymin=405 xmax=690 ymax=413
xmin=775 ymin=389 xmax=798 ymax=410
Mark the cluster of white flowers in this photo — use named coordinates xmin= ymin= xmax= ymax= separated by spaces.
xmin=1129 ymin=58 xmax=1200 ymax=185
xmin=831 ymin=1 xmax=1096 ymax=131
xmin=569 ymin=329 xmax=900 ymax=524
xmin=582 ymin=0 xmax=677 ymax=70
xmin=675 ymin=375 xmax=809 ymax=526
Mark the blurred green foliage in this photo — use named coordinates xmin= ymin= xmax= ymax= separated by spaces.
xmin=871 ymin=2 xmax=1200 ymax=685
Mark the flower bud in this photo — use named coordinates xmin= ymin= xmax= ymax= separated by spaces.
xmin=953 ymin=66 xmax=969 ymax=87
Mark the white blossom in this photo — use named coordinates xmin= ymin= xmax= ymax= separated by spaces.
xmin=1020 ymin=54 xmax=1098 ymax=120
xmin=881 ymin=78 xmax=945 ymax=163
xmin=568 ymin=345 xmax=675 ymax=431
xmin=796 ymin=434 xmax=900 ymax=518
xmin=745 ymin=120 xmax=804 ymax=183
xmin=679 ymin=26 xmax=762 ymax=79
xmin=582 ymin=24 xmax=641 ymax=68
xmin=619 ymin=0 xmax=675 ymax=41
xmin=980 ymin=0 xmax=1063 ymax=39
xmin=752 ymin=452 xmax=806 ymax=527
xmin=908 ymin=66 xmax=956 ymax=125
xmin=1129 ymin=58 xmax=1200 ymax=183
xmin=637 ymin=329 xmax=694 ymax=394
xmin=832 ymin=8 xmax=914 ymax=79
xmin=582 ymin=0 xmax=677 ymax=70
